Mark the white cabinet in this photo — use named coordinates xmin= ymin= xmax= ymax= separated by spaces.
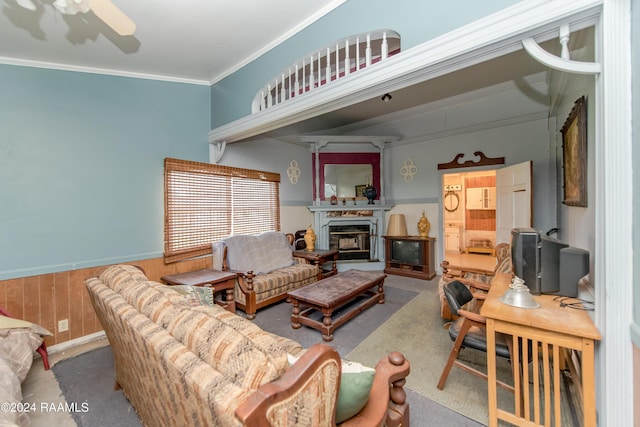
xmin=466 ymin=187 xmax=496 ymax=210
xmin=444 ymin=226 xmax=462 ymax=253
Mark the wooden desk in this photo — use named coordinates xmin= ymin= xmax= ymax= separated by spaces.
xmin=481 ymin=273 xmax=601 ymax=427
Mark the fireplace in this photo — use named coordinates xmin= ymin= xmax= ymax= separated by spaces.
xmin=329 ymin=224 xmax=371 ymax=260
xmin=309 ymin=204 xmax=393 ymax=269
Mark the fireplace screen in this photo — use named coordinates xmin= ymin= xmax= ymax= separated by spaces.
xmin=329 ymin=225 xmax=371 ymax=260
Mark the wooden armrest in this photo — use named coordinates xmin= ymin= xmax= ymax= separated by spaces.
xmin=441 ymin=261 xmax=495 ymax=277
xmin=457 ymin=308 xmax=486 ymax=324
xmin=340 ymin=352 xmax=410 ymax=427
xmin=224 ymin=268 xmax=247 ymax=277
xmin=472 ymin=293 xmax=487 ymax=300
xmin=229 ymin=270 xmax=254 ymax=292
xmin=235 ymin=344 xmax=341 ymax=426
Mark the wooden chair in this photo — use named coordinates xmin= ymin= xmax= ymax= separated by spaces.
xmin=0 ymin=306 xmax=50 ymax=370
xmin=439 ymin=244 xmax=511 ymax=319
xmin=437 ymin=280 xmax=515 ymax=392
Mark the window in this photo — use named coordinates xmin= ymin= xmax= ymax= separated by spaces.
xmin=164 ymin=158 xmax=280 ymax=263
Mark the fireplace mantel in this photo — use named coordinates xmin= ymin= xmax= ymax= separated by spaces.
xmin=309 ymin=204 xmax=393 ymax=268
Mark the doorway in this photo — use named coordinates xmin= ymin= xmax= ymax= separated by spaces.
xmin=442 ymin=170 xmax=497 ymax=258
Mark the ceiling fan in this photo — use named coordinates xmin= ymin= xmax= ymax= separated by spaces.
xmin=15 ymin=0 xmax=136 ymax=36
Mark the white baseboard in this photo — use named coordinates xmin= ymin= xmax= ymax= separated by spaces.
xmin=47 ymin=331 xmax=106 ymax=355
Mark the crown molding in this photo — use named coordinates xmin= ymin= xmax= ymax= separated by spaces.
xmin=0 ymin=56 xmax=211 ymax=85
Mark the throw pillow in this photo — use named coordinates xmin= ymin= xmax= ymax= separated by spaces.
xmin=335 ymin=359 xmax=376 ymax=423
xmin=287 ymin=354 xmax=375 ymax=424
xmin=169 ymin=285 xmax=215 ymax=306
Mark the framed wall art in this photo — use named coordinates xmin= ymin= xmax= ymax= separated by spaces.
xmin=561 ymin=96 xmax=587 ymax=207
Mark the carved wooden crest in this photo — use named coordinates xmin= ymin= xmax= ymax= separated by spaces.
xmin=437 ymin=151 xmax=505 ymax=170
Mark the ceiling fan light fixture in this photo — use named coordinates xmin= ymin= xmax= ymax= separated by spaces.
xmin=14 ymin=0 xmax=135 ymax=36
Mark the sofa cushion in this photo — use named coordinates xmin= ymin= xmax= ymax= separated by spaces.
xmin=164 ymin=308 xmax=289 ymax=391
xmin=190 ymin=305 xmax=303 ymax=357
xmin=234 ymin=262 xmax=318 ymax=305
xmin=224 ymin=232 xmax=294 ymax=274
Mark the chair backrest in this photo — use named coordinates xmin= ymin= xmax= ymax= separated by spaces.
xmin=443 ymin=281 xmax=474 ymax=316
xmin=494 ymin=243 xmax=511 ymax=271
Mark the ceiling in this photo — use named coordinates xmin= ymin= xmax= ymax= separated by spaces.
xmin=0 ymin=0 xmax=345 ymax=84
xmin=1 ymin=0 xmax=593 ymax=144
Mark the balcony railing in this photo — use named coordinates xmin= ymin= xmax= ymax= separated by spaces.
xmin=252 ymin=29 xmax=401 ymax=113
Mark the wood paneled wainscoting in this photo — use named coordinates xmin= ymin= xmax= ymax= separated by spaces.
xmin=0 ymin=256 xmax=212 ymax=347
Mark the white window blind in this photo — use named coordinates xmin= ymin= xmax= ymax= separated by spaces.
xmin=164 ymin=158 xmax=280 ymax=263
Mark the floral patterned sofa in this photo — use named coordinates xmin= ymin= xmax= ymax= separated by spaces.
xmin=86 ymin=264 xmax=410 ymax=426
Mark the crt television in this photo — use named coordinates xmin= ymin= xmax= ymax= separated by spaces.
xmin=510 ymin=227 xmax=589 ymax=297
xmin=390 ymin=239 xmax=423 ymax=266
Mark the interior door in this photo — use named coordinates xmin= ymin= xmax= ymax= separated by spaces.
xmin=496 ymin=161 xmax=532 ymax=243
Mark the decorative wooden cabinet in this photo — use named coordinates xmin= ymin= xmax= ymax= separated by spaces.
xmin=383 ymin=236 xmax=436 ymax=280
xmin=466 ymin=187 xmax=496 ymax=210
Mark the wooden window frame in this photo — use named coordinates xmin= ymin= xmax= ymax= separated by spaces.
xmin=164 ymin=158 xmax=281 ymax=263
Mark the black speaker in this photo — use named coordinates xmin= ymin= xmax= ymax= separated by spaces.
xmin=554 ymin=247 xmax=590 ymax=297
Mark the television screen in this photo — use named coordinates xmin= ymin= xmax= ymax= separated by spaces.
xmin=391 ymin=240 xmax=422 ymax=265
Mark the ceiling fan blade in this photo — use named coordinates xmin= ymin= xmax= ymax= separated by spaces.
xmin=16 ymin=0 xmax=37 ymax=11
xmin=90 ymin=0 xmax=136 ymax=36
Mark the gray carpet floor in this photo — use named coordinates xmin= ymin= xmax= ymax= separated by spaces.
xmin=53 ymin=274 xmax=485 ymax=426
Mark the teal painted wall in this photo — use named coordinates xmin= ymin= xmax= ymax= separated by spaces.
xmin=210 ymin=0 xmax=520 ymax=127
xmin=0 ymin=65 xmax=211 ymax=280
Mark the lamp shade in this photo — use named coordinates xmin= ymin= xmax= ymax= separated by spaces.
xmin=387 ymin=214 xmax=408 ymax=236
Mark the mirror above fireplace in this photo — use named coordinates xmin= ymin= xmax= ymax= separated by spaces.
xmin=324 ymin=163 xmax=373 ymax=199
xmin=301 ymin=135 xmax=399 ymax=204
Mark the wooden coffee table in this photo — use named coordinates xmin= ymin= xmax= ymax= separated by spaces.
xmin=287 ymin=269 xmax=386 ymax=342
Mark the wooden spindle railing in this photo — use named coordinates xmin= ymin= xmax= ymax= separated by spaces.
xmin=252 ymin=29 xmax=400 ymax=113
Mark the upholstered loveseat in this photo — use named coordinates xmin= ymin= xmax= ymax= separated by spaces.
xmin=213 ymin=231 xmax=320 ymax=319
xmin=86 ymin=264 xmax=410 ymax=426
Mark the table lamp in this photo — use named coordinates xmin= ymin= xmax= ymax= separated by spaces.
xmin=387 ymin=214 xmax=408 ymax=236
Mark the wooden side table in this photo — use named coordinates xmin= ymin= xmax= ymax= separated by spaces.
xmin=293 ymin=248 xmax=339 ymax=279
xmin=161 ymin=269 xmax=237 ymax=313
